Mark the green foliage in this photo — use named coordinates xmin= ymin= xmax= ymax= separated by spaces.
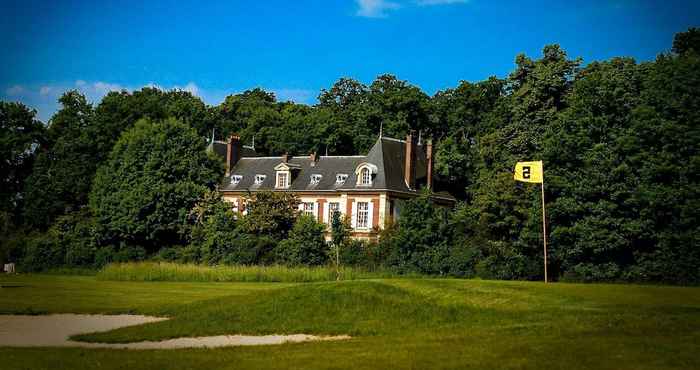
xmin=339 ymin=239 xmax=373 ymax=267
xmin=4 ymin=31 xmax=699 ymax=284
xmin=673 ymin=27 xmax=700 ymax=55
xmin=0 ymin=102 xmax=45 ymax=225
xmin=22 ymin=91 xmax=96 ymax=228
xmin=275 ymin=215 xmax=329 ymax=266
xmin=19 ymin=232 xmax=64 ymax=272
xmin=89 ymin=118 xmax=222 ymax=251
xmin=239 ymin=191 xmax=299 ymax=239
xmin=378 ymin=194 xmax=456 ymax=275
xmin=52 ymin=210 xmax=101 ymax=267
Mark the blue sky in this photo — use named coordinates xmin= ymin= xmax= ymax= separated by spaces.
xmin=1 ymin=0 xmax=699 ymax=122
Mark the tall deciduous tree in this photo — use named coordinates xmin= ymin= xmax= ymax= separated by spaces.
xmin=23 ymin=91 xmax=95 ymax=228
xmin=0 ymin=102 xmax=45 ymax=227
xmin=89 ymin=118 xmax=223 ymax=250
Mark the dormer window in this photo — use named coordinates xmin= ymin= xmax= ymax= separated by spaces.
xmin=276 ymin=171 xmax=289 ymax=188
xmin=274 ymin=162 xmax=297 ymax=189
xmin=360 ymin=168 xmax=371 ymax=185
xmin=231 ymin=175 xmax=242 ymax=185
xmin=254 ymin=174 xmax=266 ymax=185
xmin=310 ymin=174 xmax=322 ymax=185
xmin=355 ymin=163 xmax=378 ymax=186
xmin=336 ymin=174 xmax=348 ymax=184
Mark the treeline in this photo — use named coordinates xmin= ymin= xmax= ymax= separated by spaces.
xmin=1 ymin=29 xmax=698 ymax=284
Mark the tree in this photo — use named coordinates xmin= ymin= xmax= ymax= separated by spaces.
xmin=188 ymin=189 xmax=272 ymax=265
xmin=379 ymin=193 xmax=454 ymax=274
xmin=462 ymin=45 xmax=582 ymax=280
xmin=0 ymin=102 xmax=45 ymax=227
xmin=23 ymin=91 xmax=95 ymax=228
xmin=330 ymin=211 xmax=351 ymax=277
xmin=239 ymin=191 xmax=299 ymax=239
xmin=89 ymin=118 xmax=222 ymax=251
xmin=275 ymin=215 xmax=328 ymax=266
xmin=672 ymin=27 xmax=700 ymax=55
xmin=214 ymin=88 xmax=282 ymax=154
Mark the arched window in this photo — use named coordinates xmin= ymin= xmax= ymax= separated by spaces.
xmin=354 ymin=162 xmax=377 ymax=186
xmin=360 ymin=167 xmax=371 ymax=185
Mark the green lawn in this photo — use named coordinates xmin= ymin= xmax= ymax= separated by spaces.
xmin=1 ymin=274 xmax=699 ymax=370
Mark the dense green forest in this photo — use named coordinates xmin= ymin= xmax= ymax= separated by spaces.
xmin=1 ymin=29 xmax=698 ymax=284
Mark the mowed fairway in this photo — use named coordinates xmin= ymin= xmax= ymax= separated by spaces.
xmin=0 ymin=275 xmax=698 ymax=370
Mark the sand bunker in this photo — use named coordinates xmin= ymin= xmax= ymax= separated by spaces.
xmin=0 ymin=314 xmax=350 ymax=349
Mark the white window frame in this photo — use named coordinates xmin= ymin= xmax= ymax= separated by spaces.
xmin=329 ymin=202 xmax=340 ymax=219
xmin=354 ymin=163 xmax=377 ymax=186
xmin=276 ymin=171 xmax=289 ymax=188
xmin=298 ymin=201 xmax=319 ymax=220
xmin=356 ymin=201 xmax=369 ymax=229
xmin=351 ymin=200 xmax=374 ymax=230
xmin=324 ymin=202 xmax=341 ymax=224
xmin=336 ymin=174 xmax=348 ymax=184
xmin=323 ymin=201 xmax=341 ymax=224
xmin=310 ymin=174 xmax=322 ymax=185
xmin=360 ymin=168 xmax=371 ymax=185
xmin=254 ymin=174 xmax=266 ymax=185
xmin=231 ymin=175 xmax=242 ymax=185
xmin=302 ymin=202 xmax=315 ymax=216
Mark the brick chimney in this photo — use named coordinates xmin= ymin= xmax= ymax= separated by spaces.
xmin=282 ymin=152 xmax=290 ymax=163
xmin=404 ymin=130 xmax=417 ymax=189
xmin=426 ymin=139 xmax=433 ymax=190
xmin=226 ymin=134 xmax=241 ymax=176
xmin=309 ymin=151 xmax=317 ymax=167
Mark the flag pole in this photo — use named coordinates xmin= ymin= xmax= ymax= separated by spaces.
xmin=540 ymin=170 xmax=548 ymax=283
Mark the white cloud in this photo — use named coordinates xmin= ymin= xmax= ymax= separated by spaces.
xmin=173 ymin=82 xmax=199 ymax=96
xmin=5 ymin=85 xmax=25 ymax=96
xmin=355 ymin=0 xmax=469 ymax=17
xmin=92 ymin=81 xmax=124 ymax=95
xmin=415 ymin=0 xmax=468 ymax=5
xmin=356 ymin=0 xmax=400 ymax=18
xmin=2 ymin=81 xmax=315 ymax=123
xmin=272 ymin=88 xmax=314 ymax=104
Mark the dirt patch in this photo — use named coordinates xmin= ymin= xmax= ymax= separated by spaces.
xmin=0 ymin=314 xmax=350 ymax=349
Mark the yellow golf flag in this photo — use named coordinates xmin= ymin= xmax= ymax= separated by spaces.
xmin=514 ymin=161 xmax=543 ymax=183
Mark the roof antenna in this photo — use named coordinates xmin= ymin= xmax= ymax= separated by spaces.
xmin=325 ymin=143 xmax=328 ymax=156
xmin=379 ymin=121 xmax=383 ymax=139
xmin=251 ymin=134 xmax=255 ymax=151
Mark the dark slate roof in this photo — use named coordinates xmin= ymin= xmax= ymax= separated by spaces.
xmin=217 ymin=137 xmax=455 ymax=201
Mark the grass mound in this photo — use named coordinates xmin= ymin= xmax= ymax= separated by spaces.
xmin=97 ymin=262 xmax=411 ymax=283
xmin=4 ymin=275 xmax=700 ymax=369
xmin=74 ymin=280 xmax=466 ymax=343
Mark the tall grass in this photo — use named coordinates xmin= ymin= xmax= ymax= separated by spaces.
xmin=96 ymin=262 xmax=413 ymax=283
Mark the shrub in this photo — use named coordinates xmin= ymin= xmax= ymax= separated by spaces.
xmin=94 ymin=246 xmax=116 ymax=267
xmin=20 ymin=232 xmax=64 ymax=272
xmin=0 ymin=230 xmax=28 ymax=266
xmin=378 ymin=194 xmax=455 ymax=274
xmin=153 ymin=246 xmax=182 ymax=262
xmin=340 ymin=239 xmax=371 ymax=266
xmin=52 ymin=210 xmax=100 ymax=267
xmin=239 ymin=191 xmax=299 ymax=239
xmin=113 ymin=245 xmax=147 ymax=262
xmin=275 ymin=215 xmax=328 ymax=266
xmin=93 ymin=244 xmax=147 ymax=267
xmin=444 ymin=242 xmax=480 ymax=278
